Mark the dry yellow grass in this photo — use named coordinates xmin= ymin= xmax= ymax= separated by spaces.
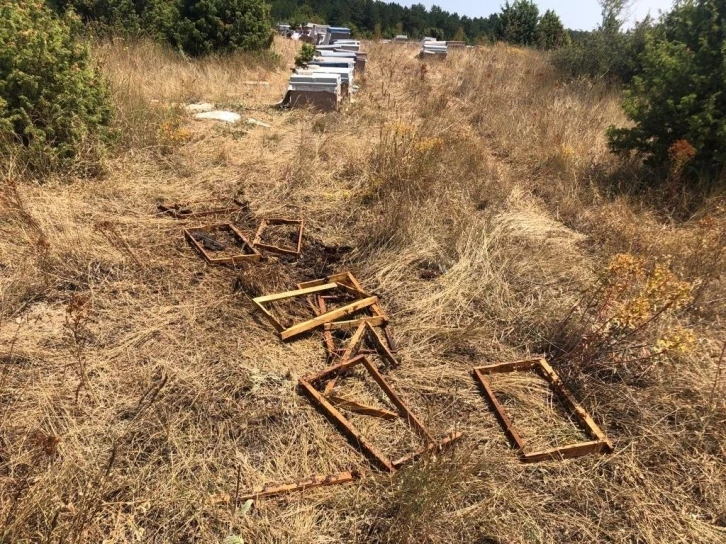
xmin=1 ymin=37 xmax=725 ymax=543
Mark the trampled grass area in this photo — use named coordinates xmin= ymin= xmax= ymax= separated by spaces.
xmin=1 ymin=37 xmax=725 ymax=543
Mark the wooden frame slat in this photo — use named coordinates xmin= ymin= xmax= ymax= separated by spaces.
xmin=238 ymin=470 xmax=358 ymax=501
xmin=521 ymin=440 xmax=608 ymax=463
xmin=280 ymin=296 xmax=378 ymax=340
xmin=472 ymin=368 xmax=526 ymax=449
xmin=303 ymin=354 xmax=368 ymax=384
xmin=254 ymin=283 xmax=338 ymax=304
xmin=361 ymin=357 xmax=433 ymax=443
xmin=324 ymin=316 xmax=388 ymax=329
xmin=327 ymin=395 xmax=398 ymax=420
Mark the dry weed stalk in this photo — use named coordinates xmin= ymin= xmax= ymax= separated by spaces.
xmin=64 ymin=294 xmax=93 ymax=403
xmin=551 ymin=253 xmax=696 ymax=378
xmin=709 ymin=341 xmax=725 ymax=409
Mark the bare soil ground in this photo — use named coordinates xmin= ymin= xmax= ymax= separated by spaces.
xmin=1 ymin=38 xmax=725 ymax=543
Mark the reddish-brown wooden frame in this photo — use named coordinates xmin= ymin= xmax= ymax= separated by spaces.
xmin=472 ymin=357 xmax=613 ymax=462
xmin=300 ymin=355 xmax=462 ymax=472
xmin=184 ymin=223 xmax=261 ymax=265
xmin=253 ymin=218 xmax=304 ymax=256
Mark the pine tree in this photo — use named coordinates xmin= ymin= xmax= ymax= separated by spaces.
xmin=537 ymin=9 xmax=569 ymax=50
xmin=497 ymin=0 xmax=539 ymax=46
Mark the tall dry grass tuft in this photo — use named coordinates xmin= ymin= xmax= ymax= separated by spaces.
xmin=1 ymin=38 xmax=725 ymax=543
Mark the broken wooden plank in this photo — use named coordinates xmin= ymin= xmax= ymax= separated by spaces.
xmin=327 ymin=395 xmax=398 ymax=420
xmin=472 ymin=368 xmax=526 ymax=449
xmin=475 ymin=359 xmax=541 ymax=375
xmin=339 ymin=322 xmax=368 ymax=361
xmin=391 ymin=431 xmax=464 ymax=468
xmin=522 ymin=440 xmax=607 ymax=463
xmin=238 ymin=470 xmax=358 ymax=501
xmin=363 ymin=323 xmax=399 ymax=368
xmin=251 ymin=299 xmax=285 ymax=332
xmin=323 ymin=379 xmax=337 ymax=395
xmin=296 ymin=220 xmax=304 ymax=255
xmin=383 ymin=326 xmax=398 ymax=353
xmin=303 ymin=354 xmax=367 ymax=384
xmin=253 ymin=283 xmax=337 ymax=304
xmin=280 ymin=296 xmax=378 ymax=340
xmin=361 ymin=357 xmax=434 ymax=443
xmin=299 ymin=379 xmax=396 ymax=472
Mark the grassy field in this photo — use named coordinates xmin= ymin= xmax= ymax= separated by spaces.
xmin=1 ymin=37 xmax=725 ymax=543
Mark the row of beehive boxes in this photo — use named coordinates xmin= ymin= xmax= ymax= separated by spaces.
xmin=284 ymin=40 xmax=367 ymax=112
xmin=418 ymin=39 xmax=466 ymax=59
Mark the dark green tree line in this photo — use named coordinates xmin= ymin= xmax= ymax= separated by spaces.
xmin=49 ymin=0 xmax=274 ymax=55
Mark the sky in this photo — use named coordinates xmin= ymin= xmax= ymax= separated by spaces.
xmin=407 ymin=0 xmax=675 ymax=30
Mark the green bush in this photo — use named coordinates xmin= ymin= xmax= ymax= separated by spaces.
xmin=607 ymin=0 xmax=726 ymax=179
xmin=294 ymin=43 xmax=315 ymax=67
xmin=552 ymin=21 xmax=650 ymax=82
xmin=47 ymin=0 xmax=144 ymax=34
xmin=168 ymin=0 xmax=274 ymax=56
xmin=552 ymin=0 xmax=651 ymax=82
xmin=0 ymin=1 xmax=111 ymax=173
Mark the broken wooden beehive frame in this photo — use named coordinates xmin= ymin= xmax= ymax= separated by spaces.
xmin=300 ymin=354 xmax=462 ymax=472
xmin=254 ymin=272 xmax=387 ymax=341
xmin=472 ymin=357 xmax=613 ymax=462
xmin=184 ymin=223 xmax=261 ymax=265
xmin=297 ymin=272 xmax=396 ymax=357
xmin=252 ymin=283 xmax=378 ymax=341
xmin=253 ymin=218 xmax=304 ymax=257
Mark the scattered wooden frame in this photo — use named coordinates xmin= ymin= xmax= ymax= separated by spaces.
xmin=184 ymin=223 xmax=262 ymax=265
xmin=298 ymin=271 xmax=387 ymax=317
xmin=252 ymin=282 xmax=378 ymax=341
xmin=253 ymin=218 xmax=304 ymax=256
xmin=300 ymin=354 xmax=463 ymax=472
xmin=472 ymin=357 xmax=613 ymax=463
xmin=297 ymin=271 xmax=394 ymax=356
xmin=239 ymin=470 xmax=359 ymax=501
